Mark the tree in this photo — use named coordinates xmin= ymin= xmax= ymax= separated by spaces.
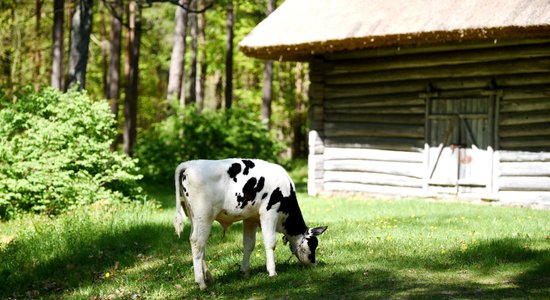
xmin=106 ymin=0 xmax=123 ymax=126
xmin=224 ymin=0 xmax=233 ymax=108
xmin=188 ymin=0 xmax=198 ymax=105
xmin=167 ymin=0 xmax=190 ymax=103
xmin=291 ymin=62 xmax=308 ymax=158
xmin=261 ymin=0 xmax=276 ymax=128
xmin=196 ymin=0 xmax=207 ymax=110
xmin=51 ymin=0 xmax=64 ymax=90
xmin=34 ymin=0 xmax=43 ymax=91
xmin=67 ymin=0 xmax=93 ymax=90
xmin=123 ymin=0 xmax=141 ymax=156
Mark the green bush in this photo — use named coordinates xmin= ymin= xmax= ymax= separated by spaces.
xmin=135 ymin=104 xmax=285 ymax=181
xmin=0 ymin=87 xmax=144 ymax=220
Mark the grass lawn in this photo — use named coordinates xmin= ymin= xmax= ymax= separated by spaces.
xmin=1 ymin=180 xmax=549 ymax=299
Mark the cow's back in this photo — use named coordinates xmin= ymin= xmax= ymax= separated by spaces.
xmin=182 ymin=159 xmax=294 ymax=224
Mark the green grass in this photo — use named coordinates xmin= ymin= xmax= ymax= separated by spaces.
xmin=1 ymin=183 xmax=549 ymax=299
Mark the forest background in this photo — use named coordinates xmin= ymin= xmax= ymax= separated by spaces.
xmin=0 ymin=0 xmax=307 ymax=165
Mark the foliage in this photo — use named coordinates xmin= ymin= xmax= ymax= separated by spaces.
xmin=135 ymin=103 xmax=285 ymax=181
xmin=0 ymin=87 xmax=144 ymax=219
xmin=1 ymin=183 xmax=549 ymax=299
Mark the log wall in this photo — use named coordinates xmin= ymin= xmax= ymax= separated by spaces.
xmin=308 ymin=38 xmax=550 ymax=205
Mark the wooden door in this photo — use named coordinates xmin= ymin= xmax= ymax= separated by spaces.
xmin=427 ymin=97 xmax=493 ymax=196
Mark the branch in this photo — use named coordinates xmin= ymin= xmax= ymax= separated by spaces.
xmin=144 ymin=0 xmax=215 ymax=13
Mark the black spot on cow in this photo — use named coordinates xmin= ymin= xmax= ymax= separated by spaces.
xmin=227 ymin=163 xmax=242 ymax=182
xmin=307 ymin=236 xmax=319 ymax=263
xmin=262 ymin=192 xmax=268 ymax=200
xmin=236 ymin=177 xmax=265 ymax=209
xmin=267 ymin=185 xmax=307 ymax=236
xmin=242 ymin=159 xmax=255 ymax=175
xmin=182 ymin=186 xmax=190 ymax=197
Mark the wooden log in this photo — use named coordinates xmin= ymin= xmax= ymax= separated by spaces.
xmin=309 ymin=82 xmax=325 ymax=100
xmin=501 ymin=85 xmax=550 ymax=101
xmin=310 ymin=105 xmax=323 ymax=122
xmin=325 ymin=58 xmax=550 ymax=85
xmin=500 ymin=138 xmax=550 ymax=149
xmin=308 ymin=130 xmax=325 ymax=155
xmin=433 ymin=74 xmax=550 ymax=93
xmin=324 ymin=171 xmax=422 ymax=188
xmin=498 ymin=191 xmax=550 ymax=204
xmin=323 ymin=147 xmax=423 ymax=162
xmin=499 ymin=110 xmax=550 ymax=126
xmin=325 ymin=136 xmax=424 ymax=150
xmin=329 ymin=106 xmax=425 ymax=114
xmin=322 ymin=75 xmax=550 ymax=99
xmin=499 ymin=177 xmax=550 ymax=191
xmin=499 ymin=124 xmax=550 ymax=138
xmin=324 ymin=113 xmax=424 ymax=125
xmin=325 ymin=82 xmax=426 ymax=99
xmin=496 ymin=74 xmax=550 ymax=89
xmin=500 ymin=98 xmax=550 ymax=113
xmin=500 ymin=136 xmax=550 ymax=151
xmin=324 ymin=38 xmax=550 ymax=61
xmin=499 ymin=151 xmax=550 ymax=162
xmin=326 ymin=43 xmax=550 ymax=75
xmin=499 ymin=162 xmax=550 ymax=176
xmin=324 ymin=94 xmax=424 ymax=109
xmin=324 ymin=122 xmax=424 ymax=138
xmin=323 ymin=181 xmax=425 ymax=196
xmin=324 ymin=159 xmax=423 ymax=178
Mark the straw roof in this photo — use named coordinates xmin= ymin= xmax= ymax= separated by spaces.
xmin=239 ymin=0 xmax=550 ymax=61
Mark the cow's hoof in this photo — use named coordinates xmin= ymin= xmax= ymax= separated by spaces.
xmin=268 ymin=272 xmax=278 ymax=277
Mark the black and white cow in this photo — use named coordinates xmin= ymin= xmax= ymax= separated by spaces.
xmin=174 ymin=159 xmax=327 ymax=290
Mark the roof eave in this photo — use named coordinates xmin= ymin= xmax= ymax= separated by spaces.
xmin=239 ymin=25 xmax=550 ymax=61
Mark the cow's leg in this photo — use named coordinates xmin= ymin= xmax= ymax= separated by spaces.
xmin=241 ymin=219 xmax=257 ymax=277
xmin=189 ymin=219 xmax=212 ymax=290
xmin=260 ymin=215 xmax=278 ymax=277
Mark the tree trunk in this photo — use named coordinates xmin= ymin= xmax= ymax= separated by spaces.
xmin=224 ymin=0 xmax=234 ymax=109
xmin=261 ymin=0 xmax=276 ymax=128
xmin=167 ymin=0 xmax=189 ymax=104
xmin=67 ymin=0 xmax=93 ymax=90
xmin=1 ymin=5 xmax=15 ymax=98
xmin=196 ymin=0 xmax=206 ymax=110
xmin=100 ymin=3 xmax=108 ymax=98
xmin=51 ymin=0 xmax=64 ymax=90
xmin=34 ymin=0 xmax=43 ymax=92
xmin=108 ymin=0 xmax=123 ymax=121
xmin=123 ymin=0 xmax=141 ymax=156
xmin=188 ymin=0 xmax=198 ymax=104
xmin=213 ymin=69 xmax=223 ymax=110
xmin=292 ymin=62 xmax=308 ymax=159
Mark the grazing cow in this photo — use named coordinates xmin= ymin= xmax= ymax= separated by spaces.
xmin=174 ymin=159 xmax=327 ymax=290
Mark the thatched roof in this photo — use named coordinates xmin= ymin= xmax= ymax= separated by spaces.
xmin=239 ymin=0 xmax=550 ymax=61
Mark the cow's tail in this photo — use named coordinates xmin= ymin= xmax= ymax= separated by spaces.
xmin=174 ymin=162 xmax=189 ymax=238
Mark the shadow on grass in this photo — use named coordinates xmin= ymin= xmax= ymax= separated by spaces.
xmin=0 ymin=219 xmax=185 ymax=298
xmin=2 ymin=222 xmax=548 ymax=299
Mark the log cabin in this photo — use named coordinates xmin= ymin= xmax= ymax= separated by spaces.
xmin=239 ymin=0 xmax=550 ymax=207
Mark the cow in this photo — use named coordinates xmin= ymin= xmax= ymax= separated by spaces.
xmin=174 ymin=159 xmax=327 ymax=290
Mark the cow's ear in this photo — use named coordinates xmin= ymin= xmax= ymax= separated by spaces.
xmin=311 ymin=226 xmax=327 ymax=236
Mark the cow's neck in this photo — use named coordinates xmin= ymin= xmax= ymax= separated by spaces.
xmin=280 ymin=185 xmax=308 ymax=237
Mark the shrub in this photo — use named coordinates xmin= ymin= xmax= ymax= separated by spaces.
xmin=0 ymin=87 xmax=144 ymax=220
xmin=135 ymin=104 xmax=285 ymax=181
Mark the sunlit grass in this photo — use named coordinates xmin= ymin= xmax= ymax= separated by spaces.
xmin=1 ymin=185 xmax=549 ymax=299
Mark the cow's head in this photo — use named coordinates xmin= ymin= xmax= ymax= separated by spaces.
xmin=286 ymin=226 xmax=327 ymax=266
